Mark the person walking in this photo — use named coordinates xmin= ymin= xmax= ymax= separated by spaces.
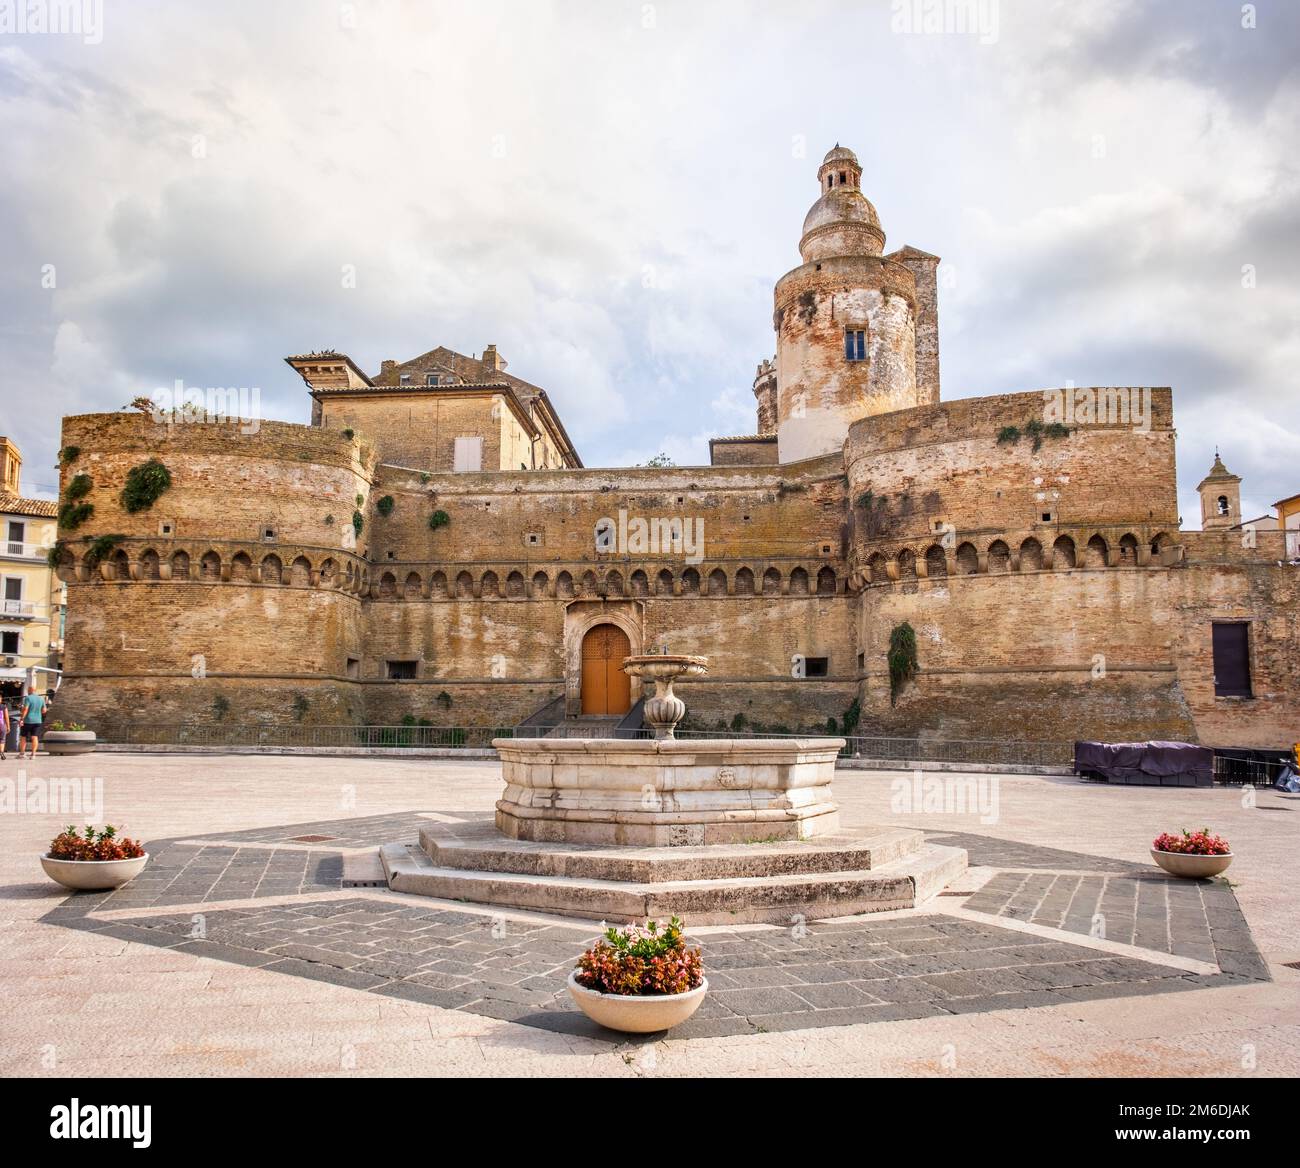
xmin=18 ymin=685 xmax=47 ymax=761
xmin=0 ymin=699 xmax=9 ymax=761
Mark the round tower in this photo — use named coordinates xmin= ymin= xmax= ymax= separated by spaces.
xmin=773 ymin=145 xmax=921 ymax=463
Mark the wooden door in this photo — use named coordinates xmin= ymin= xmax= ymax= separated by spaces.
xmin=1212 ymin=622 xmax=1252 ymax=697
xmin=580 ymin=624 xmax=632 ymax=715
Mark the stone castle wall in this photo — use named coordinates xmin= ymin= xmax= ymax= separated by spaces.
xmin=52 ymin=407 xmax=1298 ymax=750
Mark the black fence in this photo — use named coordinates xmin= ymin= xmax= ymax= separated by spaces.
xmin=101 ymin=723 xmax=514 ymax=750
xmin=97 ymin=722 xmax=1075 ymax=767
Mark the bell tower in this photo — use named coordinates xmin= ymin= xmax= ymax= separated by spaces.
xmin=1197 ymin=451 xmax=1242 ymax=530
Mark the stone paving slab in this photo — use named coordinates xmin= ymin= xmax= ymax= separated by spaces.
xmin=36 ymin=812 xmax=1273 ymax=1043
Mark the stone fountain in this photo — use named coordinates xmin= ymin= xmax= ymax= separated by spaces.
xmin=627 ymin=652 xmax=708 ymax=738
xmin=380 ymin=652 xmax=967 ymax=924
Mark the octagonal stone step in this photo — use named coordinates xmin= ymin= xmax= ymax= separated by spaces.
xmin=379 ymin=836 xmax=967 ymax=926
xmin=419 ymin=821 xmax=924 ymax=883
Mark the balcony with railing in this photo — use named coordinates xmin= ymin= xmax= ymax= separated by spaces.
xmin=1 ymin=540 xmax=48 ymax=561
xmin=0 ymin=599 xmax=47 ymax=620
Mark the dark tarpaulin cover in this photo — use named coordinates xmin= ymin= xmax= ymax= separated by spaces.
xmin=1074 ymin=740 xmax=1214 ymax=785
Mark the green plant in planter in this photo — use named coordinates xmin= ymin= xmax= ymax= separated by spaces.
xmin=376 ymin=495 xmax=394 ymax=517
xmin=428 ymin=509 xmax=450 ymax=531
xmin=352 ymin=510 xmax=364 ymax=537
xmin=57 ymin=501 xmax=94 ymax=531
xmin=887 ymin=622 xmax=918 ymax=706
xmin=120 ymin=459 xmax=172 ymax=512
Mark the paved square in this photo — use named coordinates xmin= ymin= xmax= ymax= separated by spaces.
xmin=3 ymin=754 xmax=1297 ymax=1076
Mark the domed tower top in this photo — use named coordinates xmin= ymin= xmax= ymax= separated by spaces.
xmin=800 ymin=144 xmax=885 ymax=262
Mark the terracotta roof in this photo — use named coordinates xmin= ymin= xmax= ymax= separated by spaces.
xmin=0 ymin=493 xmax=57 ymax=518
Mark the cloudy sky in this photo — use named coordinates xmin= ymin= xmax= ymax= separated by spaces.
xmin=2 ymin=0 xmax=1296 ymax=524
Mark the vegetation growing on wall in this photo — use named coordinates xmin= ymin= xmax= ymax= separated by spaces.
xmin=352 ymin=510 xmax=364 ymax=537
xmin=376 ymin=495 xmax=394 ymax=517
xmin=120 ymin=459 xmax=172 ymax=513
xmin=46 ymin=539 xmax=67 ymax=569
xmin=58 ymin=502 xmax=94 ymax=531
xmin=59 ymin=446 xmax=80 ymax=465
xmin=212 ymin=695 xmax=231 ymax=720
xmin=64 ymin=474 xmax=92 ymax=501
xmin=341 ymin=428 xmax=354 ymax=440
xmin=996 ymin=419 xmax=1070 ymax=453
xmin=428 ymin=509 xmax=450 ymax=531
xmin=887 ymin=622 xmax=918 ymax=706
xmin=84 ymin=533 xmax=127 ymax=568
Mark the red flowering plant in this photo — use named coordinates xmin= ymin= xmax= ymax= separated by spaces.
xmin=1152 ymin=827 xmax=1231 ymax=856
xmin=574 ymin=916 xmax=704 ymax=996
xmin=48 ymin=825 xmax=145 ymax=862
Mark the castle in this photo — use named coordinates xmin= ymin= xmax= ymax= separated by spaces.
xmin=54 ymin=146 xmax=1298 ymax=748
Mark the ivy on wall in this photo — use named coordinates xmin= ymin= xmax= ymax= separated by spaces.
xmin=888 ymin=622 xmax=919 ymax=706
xmin=428 ymin=510 xmax=450 ymax=531
xmin=120 ymin=459 xmax=172 ymax=513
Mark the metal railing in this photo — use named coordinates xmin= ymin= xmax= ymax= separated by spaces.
xmin=102 ymin=723 xmax=514 ymax=749
xmin=95 ymin=721 xmax=1075 ymax=767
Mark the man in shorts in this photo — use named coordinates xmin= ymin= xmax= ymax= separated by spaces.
xmin=18 ymin=685 xmax=47 ymax=761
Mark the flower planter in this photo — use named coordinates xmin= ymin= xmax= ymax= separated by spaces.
xmin=1150 ymin=848 xmax=1233 ymax=879
xmin=43 ymin=730 xmax=97 ymax=756
xmin=41 ymin=853 xmax=149 ymax=891
xmin=567 ymin=970 xmax=708 ymax=1033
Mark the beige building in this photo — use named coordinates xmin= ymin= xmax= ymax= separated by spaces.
xmin=0 ymin=438 xmax=63 ymax=702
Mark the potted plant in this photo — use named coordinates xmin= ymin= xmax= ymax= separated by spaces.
xmin=43 ymin=721 xmax=97 ymax=756
xmin=1151 ymin=827 xmax=1233 ymax=879
xmin=567 ymin=916 xmax=707 ymax=1033
xmin=41 ymin=825 xmax=149 ymax=891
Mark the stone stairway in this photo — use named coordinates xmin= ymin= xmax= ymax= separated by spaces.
xmin=380 ymin=821 xmax=967 ymax=925
xmin=543 ymin=716 xmax=622 ymax=739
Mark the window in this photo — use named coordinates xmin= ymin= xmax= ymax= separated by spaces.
xmin=803 ymin=657 xmax=829 ymax=677
xmin=7 ymin=521 xmax=23 ymax=553
xmin=845 ymin=329 xmax=867 ymax=361
xmin=1 ymin=630 xmax=18 ymax=655
xmin=386 ymin=660 xmax=418 ymax=680
xmin=425 ymin=374 xmax=440 ymax=386
xmin=856 ymin=652 xmax=865 ymax=671
xmin=399 ymin=373 xmax=412 ymax=385
xmin=453 ymin=436 xmax=483 ymax=473
xmin=1042 ymin=513 xmax=1052 ymax=522
xmin=1216 ymin=495 xmax=1229 ymax=516
xmin=839 ymin=171 xmax=846 ymax=184
xmin=1211 ymin=623 xmax=1251 ymax=697
xmin=345 ymin=658 xmax=360 ymax=679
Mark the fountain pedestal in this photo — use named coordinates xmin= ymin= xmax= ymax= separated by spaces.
xmin=380 ymin=650 xmax=968 ymax=921
xmin=494 ymin=735 xmax=843 ymax=846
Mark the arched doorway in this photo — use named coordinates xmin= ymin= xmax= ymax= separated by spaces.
xmin=580 ymin=623 xmax=632 ymax=715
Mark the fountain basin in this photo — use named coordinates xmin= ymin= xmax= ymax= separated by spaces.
xmin=494 ymin=736 xmax=844 ymax=846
